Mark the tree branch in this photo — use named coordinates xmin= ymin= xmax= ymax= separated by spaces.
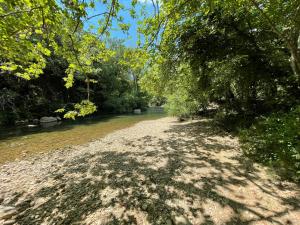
xmin=0 ymin=6 xmax=42 ymax=18
xmin=68 ymin=34 xmax=84 ymax=70
xmin=99 ymin=0 xmax=115 ymax=37
xmin=86 ymin=12 xmax=109 ymax=21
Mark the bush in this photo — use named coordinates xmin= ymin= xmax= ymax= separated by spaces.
xmin=214 ymin=109 xmax=256 ymax=133
xmin=240 ymin=106 xmax=300 ymax=181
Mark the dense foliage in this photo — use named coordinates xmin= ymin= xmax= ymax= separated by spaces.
xmin=0 ymin=0 xmax=150 ymax=124
xmin=142 ymin=1 xmax=299 ymax=116
xmin=240 ymin=107 xmax=300 ymax=181
xmin=0 ymin=0 xmax=150 ymax=121
xmin=140 ymin=0 xmax=300 ymax=180
xmin=0 ymin=39 xmax=148 ymax=125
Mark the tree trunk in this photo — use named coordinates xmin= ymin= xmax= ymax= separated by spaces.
xmin=290 ymin=41 xmax=300 ymax=78
xmin=250 ymin=0 xmax=300 ymax=78
xmin=86 ymin=77 xmax=90 ymax=101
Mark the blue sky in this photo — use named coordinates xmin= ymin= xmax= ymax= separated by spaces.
xmin=84 ymin=0 xmax=154 ymax=47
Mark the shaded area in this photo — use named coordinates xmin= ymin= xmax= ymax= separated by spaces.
xmin=7 ymin=119 xmax=300 ymax=225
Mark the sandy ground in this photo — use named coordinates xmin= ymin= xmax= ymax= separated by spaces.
xmin=0 ymin=117 xmax=299 ymax=225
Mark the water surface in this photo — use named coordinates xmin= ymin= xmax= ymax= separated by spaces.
xmin=0 ymin=113 xmax=165 ymax=164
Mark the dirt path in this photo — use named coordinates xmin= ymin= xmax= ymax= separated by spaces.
xmin=0 ymin=117 xmax=299 ymax=225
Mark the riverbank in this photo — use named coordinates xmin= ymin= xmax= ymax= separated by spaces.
xmin=0 ymin=117 xmax=299 ymax=225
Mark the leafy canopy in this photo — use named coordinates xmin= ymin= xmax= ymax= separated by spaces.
xmin=0 ymin=0 xmax=149 ymax=118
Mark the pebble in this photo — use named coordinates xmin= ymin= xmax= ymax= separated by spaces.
xmin=0 ymin=205 xmax=17 ymax=220
xmin=171 ymin=215 xmax=192 ymax=225
xmin=166 ymin=219 xmax=173 ymax=225
xmin=141 ymin=203 xmax=148 ymax=211
xmin=3 ymin=219 xmax=16 ymax=225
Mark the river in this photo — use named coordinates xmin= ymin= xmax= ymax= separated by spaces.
xmin=0 ymin=113 xmax=165 ymax=164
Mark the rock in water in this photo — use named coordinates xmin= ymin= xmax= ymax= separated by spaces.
xmin=32 ymin=118 xmax=39 ymax=124
xmin=171 ymin=215 xmax=192 ymax=225
xmin=27 ymin=124 xmax=38 ymax=128
xmin=0 ymin=206 xmax=17 ymax=220
xmin=40 ymin=116 xmax=57 ymax=123
xmin=133 ymin=109 xmax=141 ymax=114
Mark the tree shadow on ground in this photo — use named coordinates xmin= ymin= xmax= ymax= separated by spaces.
xmin=8 ymin=119 xmax=300 ymax=225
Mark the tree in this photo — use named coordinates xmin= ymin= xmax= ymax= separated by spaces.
xmin=141 ymin=0 xmax=300 ymax=78
xmin=0 ymin=0 xmax=146 ymax=118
